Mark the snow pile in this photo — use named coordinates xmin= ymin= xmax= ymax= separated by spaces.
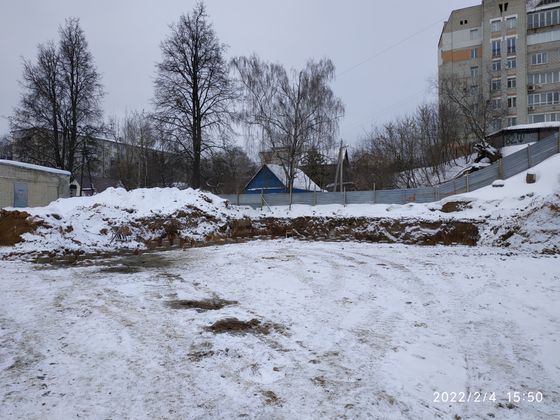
xmin=3 ymin=187 xmax=244 ymax=255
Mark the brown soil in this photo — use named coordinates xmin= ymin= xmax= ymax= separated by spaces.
xmin=440 ymin=201 xmax=473 ymax=213
xmin=206 ymin=318 xmax=284 ymax=335
xmin=0 ymin=210 xmax=46 ymax=246
xmin=188 ymin=350 xmax=215 ymax=362
xmin=262 ymin=390 xmax=281 ymax=405
xmin=166 ymin=298 xmax=238 ymax=312
xmin=237 ymin=217 xmax=480 ymax=247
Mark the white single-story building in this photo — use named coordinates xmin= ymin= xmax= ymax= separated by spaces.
xmin=0 ymin=160 xmax=70 ymax=208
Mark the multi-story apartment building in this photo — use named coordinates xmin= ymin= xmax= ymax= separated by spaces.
xmin=439 ymin=0 xmax=560 ymax=132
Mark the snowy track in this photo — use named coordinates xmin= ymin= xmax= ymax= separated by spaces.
xmin=1 ymin=241 xmax=559 ymax=419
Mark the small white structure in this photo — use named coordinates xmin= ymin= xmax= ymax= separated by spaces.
xmin=0 ymin=160 xmax=70 ymax=208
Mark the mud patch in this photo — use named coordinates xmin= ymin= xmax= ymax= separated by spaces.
xmin=188 ymin=350 xmax=216 ymax=361
xmin=97 ymin=253 xmax=173 ymax=273
xmin=0 ymin=210 xmax=46 ymax=246
xmin=206 ymin=318 xmax=284 ymax=335
xmin=262 ymin=390 xmax=282 ymax=405
xmin=100 ymin=265 xmax=142 ymax=274
xmin=440 ymin=201 xmax=473 ymax=213
xmin=166 ymin=298 xmax=238 ymax=312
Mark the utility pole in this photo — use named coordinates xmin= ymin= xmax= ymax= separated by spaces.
xmin=333 ymin=140 xmax=347 ymax=192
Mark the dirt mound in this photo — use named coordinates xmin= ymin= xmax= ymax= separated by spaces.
xmin=484 ymin=199 xmax=560 ymax=252
xmin=440 ymin=201 xmax=473 ymax=213
xmin=0 ymin=210 xmax=45 ymax=246
xmin=206 ymin=318 xmax=284 ymax=335
xmin=166 ymin=298 xmax=238 ymax=312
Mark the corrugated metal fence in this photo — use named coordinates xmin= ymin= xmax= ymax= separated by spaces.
xmin=221 ymin=133 xmax=560 ymax=208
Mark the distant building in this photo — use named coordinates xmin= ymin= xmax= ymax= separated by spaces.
xmin=243 ymin=164 xmax=324 ymax=194
xmin=10 ymin=129 xmax=186 ymax=193
xmin=0 ymin=160 xmax=70 ymax=208
xmin=439 ymin=0 xmax=560 ymax=131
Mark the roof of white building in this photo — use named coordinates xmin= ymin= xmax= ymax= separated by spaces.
xmin=487 ymin=122 xmax=560 ymax=137
xmin=0 ymin=159 xmax=71 ymax=176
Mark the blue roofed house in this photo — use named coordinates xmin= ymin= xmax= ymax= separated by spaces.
xmin=243 ymin=164 xmax=323 ymax=194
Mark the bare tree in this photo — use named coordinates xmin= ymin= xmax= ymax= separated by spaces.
xmin=0 ymin=133 xmax=12 ymax=159
xmin=11 ymin=18 xmax=103 ymax=174
xmin=201 ymin=146 xmax=256 ymax=194
xmin=352 ymin=102 xmax=474 ymax=190
xmin=438 ymin=72 xmax=506 ymax=145
xmin=233 ymin=55 xmax=344 ymax=194
xmin=153 ymin=2 xmax=236 ymax=189
xmin=108 ymin=111 xmax=156 ymax=189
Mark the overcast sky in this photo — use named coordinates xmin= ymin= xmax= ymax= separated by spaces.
xmin=0 ymin=0 xmax=477 ymax=146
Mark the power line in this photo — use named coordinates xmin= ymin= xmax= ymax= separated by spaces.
xmin=337 ymin=18 xmax=445 ymax=78
xmin=345 ymin=87 xmax=430 ymax=133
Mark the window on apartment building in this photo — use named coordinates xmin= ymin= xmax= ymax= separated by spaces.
xmin=528 ymin=9 xmax=560 ymax=29
xmin=491 ymin=20 xmax=502 ymax=33
xmin=492 ymin=98 xmax=503 ymax=110
xmin=491 ymin=78 xmax=502 ymax=91
xmin=530 ymin=114 xmax=546 ymax=123
xmin=507 ymin=76 xmax=517 ymax=89
xmin=506 ymin=57 xmax=517 ymax=69
xmin=492 ymin=60 xmax=502 ymax=72
xmin=470 ymin=66 xmax=480 ymax=81
xmin=492 ymin=119 xmax=503 ymax=131
xmin=528 ymin=91 xmax=560 ymax=106
xmin=507 ymin=96 xmax=517 ymax=108
xmin=492 ymin=40 xmax=501 ymax=57
xmin=506 ymin=16 xmax=517 ymax=30
xmin=471 ymin=47 xmax=479 ymax=59
xmin=507 ymin=117 xmax=517 ymax=127
xmin=531 ymin=52 xmax=548 ymax=65
xmin=528 ymin=70 xmax=560 ymax=85
xmin=507 ymin=37 xmax=516 ymax=55
xmin=529 ymin=111 xmax=560 ymax=123
xmin=470 ymin=28 xmax=480 ymax=40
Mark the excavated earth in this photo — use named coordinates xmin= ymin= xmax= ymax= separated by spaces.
xmin=226 ymin=216 xmax=480 ymax=246
xmin=0 ymin=206 xmax=481 ymax=262
xmin=0 ymin=210 xmax=48 ymax=247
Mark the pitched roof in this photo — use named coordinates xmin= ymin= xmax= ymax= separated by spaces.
xmin=265 ymin=164 xmax=324 ymax=191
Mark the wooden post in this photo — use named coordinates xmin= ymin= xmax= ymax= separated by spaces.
xmin=373 ymin=182 xmax=376 ymax=204
xmin=466 ymin=173 xmax=470 ymax=192
xmin=527 ymin=143 xmax=532 ymax=168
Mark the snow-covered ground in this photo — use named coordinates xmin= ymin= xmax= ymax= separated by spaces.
xmin=0 ymin=241 xmax=558 ymax=419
